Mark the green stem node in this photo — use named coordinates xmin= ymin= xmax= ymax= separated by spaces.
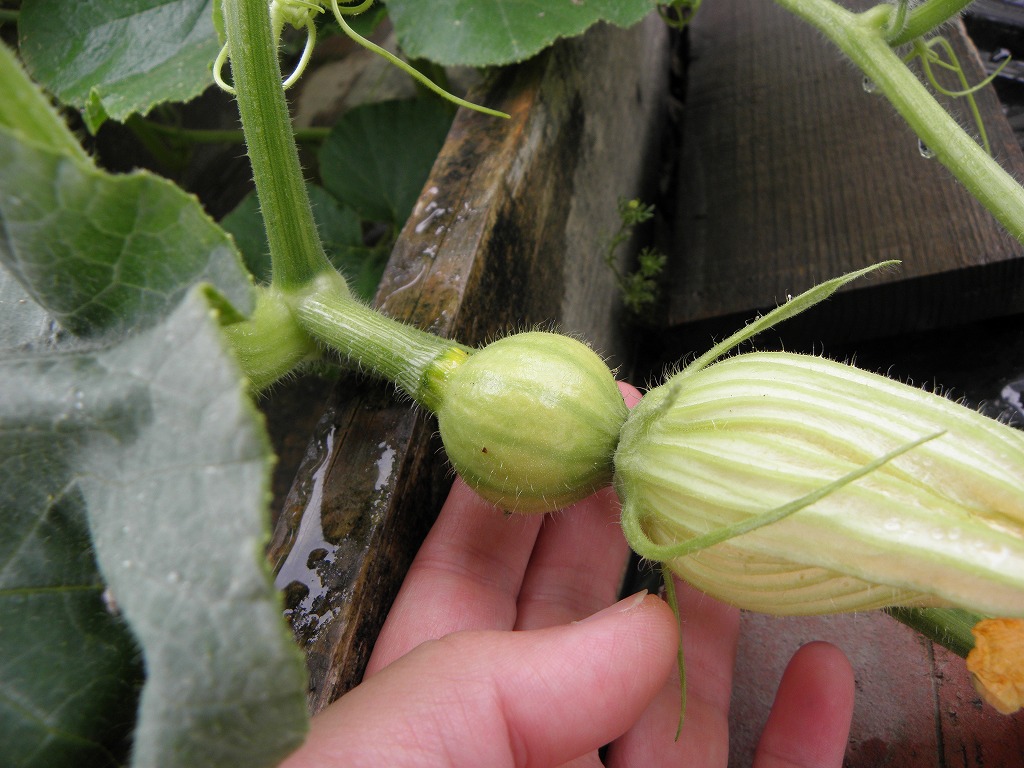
xmin=221 ymin=285 xmax=321 ymax=392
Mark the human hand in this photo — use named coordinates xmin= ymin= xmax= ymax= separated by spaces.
xmin=281 ymin=385 xmax=855 ymax=767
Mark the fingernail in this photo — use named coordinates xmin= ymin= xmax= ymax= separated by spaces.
xmin=575 ymin=590 xmax=649 ymax=624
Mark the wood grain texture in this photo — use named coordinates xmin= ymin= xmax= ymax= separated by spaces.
xmin=665 ymin=0 xmax=1024 ymax=352
xmin=266 ymin=16 xmax=670 ymax=712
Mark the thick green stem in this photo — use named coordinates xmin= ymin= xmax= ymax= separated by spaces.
xmin=292 ymin=274 xmax=471 ymax=410
xmin=775 ymin=0 xmax=1024 ymax=242
xmin=888 ymin=0 xmax=976 ymax=46
xmin=221 ymin=0 xmax=337 ymax=290
xmin=885 ymin=606 xmax=980 ymax=658
xmin=217 ymin=2 xmax=468 ymax=398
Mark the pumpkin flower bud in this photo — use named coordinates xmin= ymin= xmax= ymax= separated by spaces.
xmin=967 ymin=618 xmax=1024 ymax=714
xmin=614 ymin=351 xmax=1024 ymax=616
xmin=436 ymin=331 xmax=627 ymax=514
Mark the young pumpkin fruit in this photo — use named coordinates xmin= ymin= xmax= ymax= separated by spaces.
xmin=435 ymin=331 xmax=627 ymax=514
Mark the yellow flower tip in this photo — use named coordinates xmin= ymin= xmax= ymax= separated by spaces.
xmin=966 ymin=618 xmax=1024 ymax=715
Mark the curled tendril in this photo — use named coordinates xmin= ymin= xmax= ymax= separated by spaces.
xmin=213 ymin=37 xmax=234 ymax=94
xmin=215 ymin=0 xmax=323 ymax=95
xmin=214 ymin=0 xmax=509 ymax=119
xmin=903 ymin=36 xmax=1010 ymax=155
xmin=883 ymin=0 xmax=910 ymax=43
xmin=875 ymin=0 xmax=1010 ymax=157
xmin=332 ymin=0 xmax=375 ymax=14
xmin=326 ymin=0 xmax=509 ymax=118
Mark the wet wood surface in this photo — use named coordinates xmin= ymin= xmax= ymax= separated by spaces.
xmin=660 ymin=0 xmax=1024 ymax=361
xmin=266 ymin=16 xmax=670 ymax=713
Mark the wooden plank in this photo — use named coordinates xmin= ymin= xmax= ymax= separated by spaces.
xmin=664 ymin=0 xmax=1024 ymax=353
xmin=266 ymin=15 xmax=670 ymax=712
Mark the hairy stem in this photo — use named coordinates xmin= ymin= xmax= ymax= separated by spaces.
xmin=885 ymin=606 xmax=979 ymax=657
xmin=221 ymin=0 xmax=338 ymax=290
xmin=292 ymin=274 xmax=471 ymax=410
xmin=775 ymin=0 xmax=1024 ymax=242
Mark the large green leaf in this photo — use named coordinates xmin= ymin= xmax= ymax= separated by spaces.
xmin=0 ymin=291 xmax=309 ymax=768
xmin=17 ymin=0 xmax=221 ymax=131
xmin=0 ymin=263 xmax=58 ymax=352
xmin=0 ymin=134 xmax=253 ymax=338
xmin=384 ymin=0 xmax=660 ymax=66
xmin=0 ymin=40 xmax=253 ymax=339
xmin=88 ymin=290 xmax=308 ymax=767
xmin=0 ymin=42 xmax=309 ymax=768
xmin=318 ymin=97 xmax=454 ymax=225
xmin=0 ymin=339 xmax=142 ymax=766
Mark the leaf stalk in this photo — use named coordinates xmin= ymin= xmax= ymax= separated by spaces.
xmin=885 ymin=606 xmax=980 ymax=658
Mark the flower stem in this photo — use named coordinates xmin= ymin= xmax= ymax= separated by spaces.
xmin=221 ymin=0 xmax=338 ymax=291
xmin=219 ymin=1 xmax=472 ymax=397
xmin=292 ymin=274 xmax=471 ymax=410
xmin=774 ymin=0 xmax=1024 ymax=242
xmin=884 ymin=606 xmax=979 ymax=658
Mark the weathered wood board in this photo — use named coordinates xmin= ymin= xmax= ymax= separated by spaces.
xmin=662 ymin=0 xmax=1024 ymax=358
xmin=266 ymin=15 xmax=671 ymax=712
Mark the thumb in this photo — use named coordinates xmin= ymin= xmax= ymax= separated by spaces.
xmin=281 ymin=592 xmax=679 ymax=768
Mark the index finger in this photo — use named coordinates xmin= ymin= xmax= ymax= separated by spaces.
xmin=364 ymin=478 xmax=543 ymax=675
